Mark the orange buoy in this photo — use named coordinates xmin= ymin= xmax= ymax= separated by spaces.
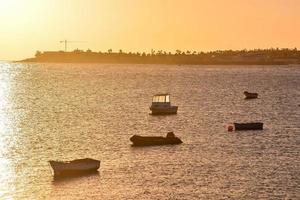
xmin=228 ymin=125 xmax=234 ymax=132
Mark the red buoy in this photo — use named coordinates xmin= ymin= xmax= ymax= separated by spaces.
xmin=228 ymin=125 xmax=234 ymax=132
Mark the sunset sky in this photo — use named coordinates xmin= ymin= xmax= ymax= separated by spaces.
xmin=0 ymin=0 xmax=299 ymax=60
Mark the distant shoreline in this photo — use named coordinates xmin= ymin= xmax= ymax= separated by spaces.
xmin=18 ymin=48 xmax=300 ymax=65
xmin=17 ymin=61 xmax=300 ymax=66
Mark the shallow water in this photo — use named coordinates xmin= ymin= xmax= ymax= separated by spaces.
xmin=0 ymin=63 xmax=299 ymax=199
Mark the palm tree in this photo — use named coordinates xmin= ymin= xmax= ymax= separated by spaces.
xmin=175 ymin=50 xmax=181 ymax=55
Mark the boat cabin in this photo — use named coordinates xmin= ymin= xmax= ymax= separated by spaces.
xmin=152 ymin=94 xmax=171 ymax=106
xmin=150 ymin=94 xmax=178 ymax=114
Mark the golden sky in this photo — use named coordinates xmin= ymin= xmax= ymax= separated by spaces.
xmin=0 ymin=0 xmax=299 ymax=60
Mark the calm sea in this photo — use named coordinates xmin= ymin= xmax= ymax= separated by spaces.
xmin=0 ymin=62 xmax=299 ymax=199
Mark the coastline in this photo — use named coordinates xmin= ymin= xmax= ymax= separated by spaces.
xmin=16 ymin=60 xmax=300 ymax=66
xmin=17 ymin=48 xmax=300 ymax=65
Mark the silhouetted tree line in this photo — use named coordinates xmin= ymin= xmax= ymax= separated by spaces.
xmin=28 ymin=48 xmax=300 ymax=65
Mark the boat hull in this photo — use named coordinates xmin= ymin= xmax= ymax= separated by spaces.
xmin=150 ymin=106 xmax=178 ymax=115
xmin=234 ymin=122 xmax=263 ymax=130
xmin=244 ymin=92 xmax=258 ymax=99
xmin=130 ymin=135 xmax=182 ymax=146
xmin=49 ymin=158 xmax=100 ymax=176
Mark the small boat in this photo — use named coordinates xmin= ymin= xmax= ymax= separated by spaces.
xmin=49 ymin=158 xmax=100 ymax=176
xmin=150 ymin=94 xmax=178 ymax=115
xmin=244 ymin=91 xmax=258 ymax=99
xmin=234 ymin=122 xmax=263 ymax=131
xmin=130 ymin=132 xmax=182 ymax=146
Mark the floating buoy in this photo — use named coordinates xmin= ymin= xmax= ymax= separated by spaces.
xmin=228 ymin=125 xmax=234 ymax=132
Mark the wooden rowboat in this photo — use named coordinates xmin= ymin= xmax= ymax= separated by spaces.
xmin=49 ymin=158 xmax=100 ymax=176
xmin=130 ymin=132 xmax=182 ymax=146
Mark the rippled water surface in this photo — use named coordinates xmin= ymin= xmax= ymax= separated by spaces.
xmin=0 ymin=62 xmax=299 ymax=199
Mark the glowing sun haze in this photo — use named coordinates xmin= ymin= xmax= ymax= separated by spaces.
xmin=0 ymin=0 xmax=299 ymax=60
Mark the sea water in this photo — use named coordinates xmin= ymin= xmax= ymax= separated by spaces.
xmin=0 ymin=63 xmax=299 ymax=199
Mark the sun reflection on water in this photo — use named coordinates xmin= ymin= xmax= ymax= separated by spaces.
xmin=0 ymin=62 xmax=12 ymax=132
xmin=0 ymin=158 xmax=15 ymax=199
xmin=0 ymin=62 xmax=16 ymax=199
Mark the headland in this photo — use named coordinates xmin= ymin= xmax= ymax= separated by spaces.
xmin=20 ymin=48 xmax=300 ymax=65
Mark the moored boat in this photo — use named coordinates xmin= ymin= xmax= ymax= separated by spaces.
xmin=49 ymin=158 xmax=100 ymax=176
xmin=150 ymin=94 xmax=178 ymax=115
xmin=234 ymin=122 xmax=263 ymax=130
xmin=244 ymin=91 xmax=258 ymax=99
xmin=130 ymin=132 xmax=182 ymax=146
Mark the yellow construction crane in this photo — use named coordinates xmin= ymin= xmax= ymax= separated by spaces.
xmin=59 ymin=40 xmax=87 ymax=52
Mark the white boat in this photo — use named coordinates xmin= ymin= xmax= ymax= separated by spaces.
xmin=49 ymin=158 xmax=100 ymax=176
xmin=150 ymin=94 xmax=178 ymax=115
